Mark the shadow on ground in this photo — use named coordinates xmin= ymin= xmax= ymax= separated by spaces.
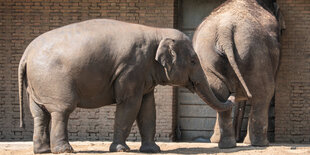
xmin=74 ymin=145 xmax=267 ymax=154
xmin=161 ymin=145 xmax=267 ymax=154
xmin=74 ymin=150 xmax=110 ymax=154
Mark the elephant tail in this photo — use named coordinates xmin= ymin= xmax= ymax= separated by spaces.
xmin=217 ymin=24 xmax=252 ymax=99
xmin=18 ymin=53 xmax=27 ymax=128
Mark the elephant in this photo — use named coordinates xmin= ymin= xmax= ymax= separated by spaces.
xmin=18 ymin=19 xmax=234 ymax=154
xmin=193 ymin=0 xmax=284 ymax=148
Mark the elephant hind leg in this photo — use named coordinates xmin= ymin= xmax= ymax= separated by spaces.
xmin=207 ymin=73 xmax=235 ymax=148
xmin=217 ymin=109 xmax=236 ymax=149
xmin=50 ymin=111 xmax=74 ymax=153
xmin=243 ymin=95 xmax=272 ymax=146
xmin=30 ymin=97 xmax=51 ymax=154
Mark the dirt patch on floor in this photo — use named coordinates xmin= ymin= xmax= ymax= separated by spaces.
xmin=1 ymin=141 xmax=310 ymax=155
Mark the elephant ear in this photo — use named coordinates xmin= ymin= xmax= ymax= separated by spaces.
xmin=273 ymin=2 xmax=286 ymax=35
xmin=155 ymin=38 xmax=176 ymax=76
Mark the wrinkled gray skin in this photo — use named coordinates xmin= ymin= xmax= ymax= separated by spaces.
xmin=18 ymin=19 xmax=234 ymax=154
xmin=193 ymin=0 xmax=283 ymax=148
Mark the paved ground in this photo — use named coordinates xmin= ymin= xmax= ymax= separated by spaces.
xmin=0 ymin=141 xmax=310 ymax=155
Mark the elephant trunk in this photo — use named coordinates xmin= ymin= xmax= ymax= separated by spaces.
xmin=188 ymin=66 xmax=234 ymax=112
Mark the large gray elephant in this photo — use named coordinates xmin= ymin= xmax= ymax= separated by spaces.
xmin=18 ymin=19 xmax=234 ymax=154
xmin=193 ymin=0 xmax=283 ymax=148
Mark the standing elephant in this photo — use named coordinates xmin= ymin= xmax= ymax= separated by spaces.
xmin=193 ymin=0 xmax=283 ymax=148
xmin=18 ymin=19 xmax=234 ymax=154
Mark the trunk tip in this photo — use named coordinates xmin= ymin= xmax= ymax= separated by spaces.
xmin=247 ymin=93 xmax=252 ymax=99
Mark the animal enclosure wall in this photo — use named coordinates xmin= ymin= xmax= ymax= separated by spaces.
xmin=0 ymin=0 xmax=309 ymax=143
xmin=275 ymin=0 xmax=310 ymax=143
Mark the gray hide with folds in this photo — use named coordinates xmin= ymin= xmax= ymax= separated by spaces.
xmin=193 ymin=0 xmax=283 ymax=149
xmin=18 ymin=19 xmax=234 ymax=154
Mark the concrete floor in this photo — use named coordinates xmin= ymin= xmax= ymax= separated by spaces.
xmin=0 ymin=141 xmax=310 ymax=155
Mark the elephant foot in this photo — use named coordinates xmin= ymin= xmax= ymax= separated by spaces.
xmin=33 ymin=143 xmax=51 ymax=154
xmin=244 ymin=135 xmax=269 ymax=147
xmin=51 ymin=142 xmax=74 ymax=154
xmin=210 ymin=133 xmax=220 ymax=143
xmin=140 ymin=142 xmax=161 ymax=153
xmin=218 ymin=137 xmax=236 ymax=149
xmin=109 ymin=143 xmax=130 ymax=152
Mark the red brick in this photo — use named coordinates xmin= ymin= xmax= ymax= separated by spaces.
xmin=275 ymin=0 xmax=310 ymax=143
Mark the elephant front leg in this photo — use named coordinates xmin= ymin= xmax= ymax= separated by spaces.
xmin=137 ymin=91 xmax=160 ymax=153
xmin=110 ymin=97 xmax=142 ymax=152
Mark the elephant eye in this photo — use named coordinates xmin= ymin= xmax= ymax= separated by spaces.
xmin=191 ymin=59 xmax=196 ymax=65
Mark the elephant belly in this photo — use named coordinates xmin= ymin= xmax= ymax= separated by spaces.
xmin=74 ymin=65 xmax=116 ymax=108
xmin=77 ymin=89 xmax=114 ymax=108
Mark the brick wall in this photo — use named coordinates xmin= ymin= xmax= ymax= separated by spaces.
xmin=0 ymin=0 xmax=177 ymax=141
xmin=275 ymin=0 xmax=310 ymax=143
xmin=2 ymin=0 xmax=310 ymax=144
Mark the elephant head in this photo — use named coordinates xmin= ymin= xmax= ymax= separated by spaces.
xmin=155 ymin=38 xmax=234 ymax=111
